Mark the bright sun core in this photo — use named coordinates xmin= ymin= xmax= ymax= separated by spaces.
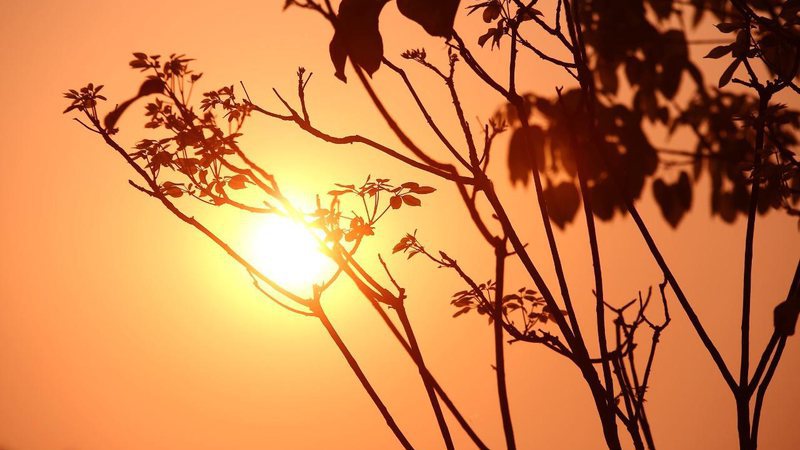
xmin=246 ymin=215 xmax=336 ymax=292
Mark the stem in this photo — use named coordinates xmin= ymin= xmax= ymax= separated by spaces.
xmin=638 ymin=406 xmax=656 ymax=450
xmin=750 ymin=337 xmax=786 ymax=448
xmin=483 ymin=184 xmax=577 ymax=347
xmin=738 ymin=86 xmax=771 ymax=450
xmin=511 ymin=100 xmax=586 ymax=353
xmin=578 ymin=145 xmax=614 ymax=408
xmin=327 ymin=249 xmax=491 ymax=449
xmin=555 ymin=85 xmax=615 ymax=412
xmin=370 ymin=299 xmax=491 ymax=450
xmin=314 ymin=303 xmax=415 ymax=450
xmin=740 ymin=98 xmax=767 ymax=382
xmin=736 ymin=394 xmax=752 ymax=450
xmin=494 ymin=242 xmax=517 ymax=450
xmin=395 ymin=305 xmax=455 ymax=450
xmin=748 ymin=333 xmax=779 ymax=395
xmin=482 ymin=184 xmax=622 ymax=449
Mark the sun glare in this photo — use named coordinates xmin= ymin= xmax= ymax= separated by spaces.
xmin=245 ymin=215 xmax=336 ymax=293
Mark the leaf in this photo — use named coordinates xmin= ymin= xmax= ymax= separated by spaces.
xmin=718 ymin=58 xmax=741 ymax=88
xmin=392 ymin=238 xmax=409 ymax=253
xmin=676 ymin=171 xmax=692 ymax=211
xmin=390 ymin=195 xmax=402 ymax=209
xmin=477 ymin=24 xmax=503 ymax=49
xmin=649 ymin=0 xmax=672 ymax=19
xmin=161 ymin=182 xmax=183 ymax=198
xmin=483 ymin=3 xmax=501 ymax=23
xmin=652 ymin=172 xmax=693 ymax=227
xmin=597 ymin=59 xmax=618 ymax=94
xmin=657 ymin=30 xmax=688 ymax=100
xmin=130 ymin=59 xmax=149 ymax=69
xmin=138 ymin=77 xmax=166 ymax=96
xmin=478 ymin=28 xmax=494 ymax=47
xmin=543 ymin=181 xmax=581 ymax=229
xmin=704 ymin=44 xmax=732 ymax=59
xmin=397 ymin=0 xmax=460 ymax=38
xmin=214 ymin=180 xmax=226 ymax=195
xmin=715 ymin=22 xmax=742 ymax=33
xmin=507 ymin=125 xmax=546 ymax=186
xmin=413 ymin=185 xmax=436 ymax=194
xmin=228 ymin=174 xmax=248 ymax=190
xmin=453 ymin=307 xmax=470 ymax=318
xmin=330 ymin=0 xmax=389 ymax=82
xmin=732 ymin=30 xmax=749 ymax=58
xmin=518 ymin=7 xmax=543 ymax=20
xmin=760 ymin=32 xmax=800 ymax=80
xmin=402 ymin=195 xmax=421 ymax=206
xmin=774 ymin=300 xmax=800 ymax=336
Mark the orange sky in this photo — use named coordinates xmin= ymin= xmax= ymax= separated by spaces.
xmin=1 ymin=1 xmax=799 ymax=449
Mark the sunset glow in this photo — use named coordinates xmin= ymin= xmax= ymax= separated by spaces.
xmin=245 ymin=215 xmax=336 ymax=292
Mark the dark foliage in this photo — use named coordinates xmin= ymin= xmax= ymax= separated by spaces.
xmin=319 ymin=0 xmax=799 ymax=228
xmin=483 ymin=0 xmax=800 ymax=228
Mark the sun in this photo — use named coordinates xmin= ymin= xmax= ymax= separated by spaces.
xmin=245 ymin=215 xmax=337 ymax=293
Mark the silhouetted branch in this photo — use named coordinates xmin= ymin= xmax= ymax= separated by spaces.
xmin=737 ymin=83 xmax=773 ymax=448
xmin=555 ymin=86 xmax=615 ymax=410
xmin=749 ymin=336 xmax=786 ymax=445
xmin=313 ymin=299 xmax=415 ymax=450
xmin=493 ymin=239 xmax=517 ymax=450
xmin=382 ymin=58 xmax=471 ymax=170
xmin=249 ymin=101 xmax=472 ymax=185
xmin=394 ymin=303 xmax=455 ymax=450
xmin=247 ymin=270 xmax=315 ymax=317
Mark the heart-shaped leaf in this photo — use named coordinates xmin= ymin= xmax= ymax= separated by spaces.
xmin=397 ymin=0 xmax=460 ymax=38
xmin=330 ymin=0 xmax=389 ymax=82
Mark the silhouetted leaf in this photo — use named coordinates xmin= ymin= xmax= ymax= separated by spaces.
xmin=543 ymin=182 xmax=580 ymax=229
xmin=161 ymin=181 xmax=183 ymax=198
xmin=774 ymin=300 xmax=800 ymax=336
xmin=478 ymin=23 xmax=503 ymax=49
xmin=657 ymin=30 xmax=687 ymax=99
xmin=412 ymin=185 xmax=436 ymax=194
xmin=397 ymin=0 xmax=460 ymax=38
xmin=705 ymin=44 xmax=733 ymax=59
xmin=653 ymin=172 xmax=692 ymax=227
xmin=760 ymin=32 xmax=800 ymax=81
xmin=330 ymin=0 xmax=389 ymax=82
xmin=597 ymin=59 xmax=619 ymax=94
xmin=228 ymin=174 xmax=248 ymax=190
xmin=508 ymin=125 xmax=546 ymax=186
xmin=732 ymin=30 xmax=750 ymax=58
xmin=718 ymin=58 xmax=741 ymax=88
xmin=483 ymin=2 xmax=501 ymax=22
xmin=715 ymin=22 xmax=743 ymax=33
xmin=402 ymin=195 xmax=421 ymax=206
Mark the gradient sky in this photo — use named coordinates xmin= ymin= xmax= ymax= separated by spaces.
xmin=1 ymin=1 xmax=799 ymax=449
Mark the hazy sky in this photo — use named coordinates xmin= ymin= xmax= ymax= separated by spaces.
xmin=1 ymin=1 xmax=798 ymax=449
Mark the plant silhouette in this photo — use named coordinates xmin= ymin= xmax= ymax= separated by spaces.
xmin=65 ymin=0 xmax=799 ymax=449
